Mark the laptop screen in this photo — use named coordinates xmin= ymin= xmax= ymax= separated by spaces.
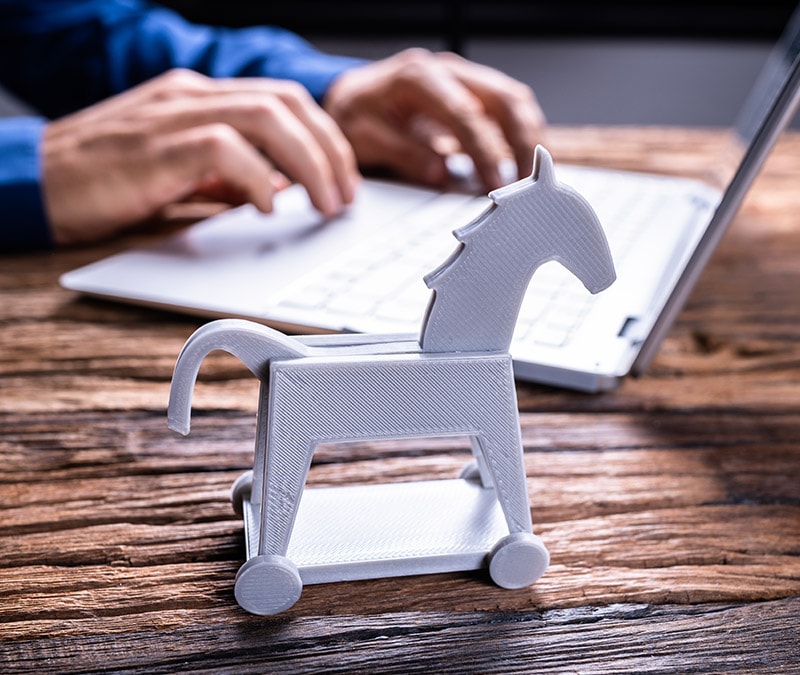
xmin=736 ymin=6 xmax=800 ymax=144
xmin=710 ymin=5 xmax=800 ymax=190
xmin=632 ymin=7 xmax=800 ymax=375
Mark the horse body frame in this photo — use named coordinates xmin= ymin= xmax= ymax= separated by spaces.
xmin=254 ymin=350 xmax=532 ymax=558
xmin=167 ymin=145 xmax=617 ymax=614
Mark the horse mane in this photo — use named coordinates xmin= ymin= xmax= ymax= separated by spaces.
xmin=419 ymin=146 xmax=560 ymax=353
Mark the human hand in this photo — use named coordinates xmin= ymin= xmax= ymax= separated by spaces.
xmin=42 ymin=69 xmax=359 ymax=246
xmin=323 ymin=49 xmax=546 ymax=191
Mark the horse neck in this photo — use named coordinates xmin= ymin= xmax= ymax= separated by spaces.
xmin=420 ymin=225 xmax=551 ymax=354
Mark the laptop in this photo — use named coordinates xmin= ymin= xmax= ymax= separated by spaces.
xmin=61 ymin=11 xmax=800 ymax=392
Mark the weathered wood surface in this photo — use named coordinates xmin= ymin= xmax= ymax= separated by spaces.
xmin=1 ymin=127 xmax=799 ymax=673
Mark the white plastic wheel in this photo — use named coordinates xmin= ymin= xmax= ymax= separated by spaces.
xmin=230 ymin=470 xmax=254 ymax=516
xmin=234 ymin=554 xmax=303 ymax=615
xmin=488 ymin=532 xmax=550 ymax=589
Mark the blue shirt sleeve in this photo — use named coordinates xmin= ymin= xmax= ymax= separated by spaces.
xmin=0 ymin=0 xmax=366 ymax=117
xmin=0 ymin=117 xmax=52 ymax=251
xmin=0 ymin=0 xmax=367 ymax=250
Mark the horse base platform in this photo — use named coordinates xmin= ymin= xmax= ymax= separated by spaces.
xmin=233 ymin=471 xmax=550 ymax=615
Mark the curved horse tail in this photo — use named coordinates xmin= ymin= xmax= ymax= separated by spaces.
xmin=167 ymin=318 xmax=311 ymax=435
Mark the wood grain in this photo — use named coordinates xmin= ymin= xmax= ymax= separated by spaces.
xmin=1 ymin=127 xmax=799 ymax=673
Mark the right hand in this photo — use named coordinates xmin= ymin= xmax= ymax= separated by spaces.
xmin=324 ymin=49 xmax=546 ymax=192
xmin=42 ymin=69 xmax=359 ymax=246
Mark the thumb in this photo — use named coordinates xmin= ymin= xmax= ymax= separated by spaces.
xmin=348 ymin=115 xmax=449 ymax=187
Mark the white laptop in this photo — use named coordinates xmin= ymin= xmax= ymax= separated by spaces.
xmin=61 ymin=12 xmax=800 ymax=392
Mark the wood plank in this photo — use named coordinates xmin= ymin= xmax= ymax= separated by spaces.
xmin=2 ymin=505 xmax=798 ymax=603
xmin=3 ymin=408 xmax=799 ymax=485
xmin=2 ymin=127 xmax=799 ymax=672
xmin=2 ymin=409 xmax=797 ymax=613
xmin=2 ymin=598 xmax=798 ymax=673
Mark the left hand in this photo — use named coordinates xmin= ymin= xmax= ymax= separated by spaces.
xmin=323 ymin=48 xmax=546 ymax=191
xmin=42 ymin=70 xmax=359 ymax=246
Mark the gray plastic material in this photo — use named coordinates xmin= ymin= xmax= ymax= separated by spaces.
xmin=421 ymin=146 xmax=616 ymax=353
xmin=168 ymin=145 xmax=616 ymax=615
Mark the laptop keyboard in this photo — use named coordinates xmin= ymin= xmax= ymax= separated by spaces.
xmin=270 ymin=168 xmax=688 ymax=347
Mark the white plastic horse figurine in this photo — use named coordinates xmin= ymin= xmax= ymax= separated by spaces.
xmin=168 ymin=146 xmax=616 ymax=615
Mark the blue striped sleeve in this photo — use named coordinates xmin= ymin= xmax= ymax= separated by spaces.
xmin=0 ymin=116 xmax=52 ymax=251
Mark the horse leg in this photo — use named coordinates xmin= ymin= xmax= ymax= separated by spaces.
xmin=459 ymin=436 xmax=495 ymax=488
xmin=477 ymin=407 xmax=550 ymax=589
xmin=234 ymin=386 xmax=316 ymax=615
xmin=474 ymin=421 xmax=532 ymax=535
xmin=230 ymin=381 xmax=270 ymax=520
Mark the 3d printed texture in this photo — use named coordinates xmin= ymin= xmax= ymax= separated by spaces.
xmin=168 ymin=146 xmax=616 ymax=615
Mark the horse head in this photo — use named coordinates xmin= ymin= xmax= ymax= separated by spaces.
xmin=420 ymin=145 xmax=616 ymax=353
xmin=517 ymin=146 xmax=616 ymax=296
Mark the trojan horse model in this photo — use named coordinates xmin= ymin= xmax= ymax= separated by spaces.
xmin=168 ymin=146 xmax=616 ymax=615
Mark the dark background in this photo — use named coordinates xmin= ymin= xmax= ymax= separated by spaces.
xmin=161 ymin=1 xmax=795 ymax=45
xmin=160 ymin=0 xmax=799 ymax=127
xmin=2 ymin=2 xmax=798 ymax=125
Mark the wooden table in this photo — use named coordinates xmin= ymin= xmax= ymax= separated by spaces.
xmin=2 ymin=127 xmax=799 ymax=673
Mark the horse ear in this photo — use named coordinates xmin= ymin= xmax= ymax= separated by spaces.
xmin=532 ymin=145 xmax=556 ymax=185
xmin=488 ymin=144 xmax=556 ymax=203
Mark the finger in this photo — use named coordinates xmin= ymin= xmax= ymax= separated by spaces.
xmin=275 ymin=84 xmax=360 ymax=204
xmin=67 ymin=71 xmax=360 ymax=213
xmin=347 ymin=114 xmax=449 ymax=187
xmin=136 ymin=93 xmax=347 ymax=215
xmin=152 ymin=123 xmax=277 ymax=215
xmin=43 ymin=122 xmax=278 ymax=245
xmin=191 ymin=172 xmax=286 ymax=206
xmin=160 ymin=75 xmax=360 ymax=204
xmin=388 ymin=56 xmax=506 ymax=189
xmin=407 ymin=116 xmax=462 ymax=156
xmin=436 ymin=53 xmax=546 ymax=178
